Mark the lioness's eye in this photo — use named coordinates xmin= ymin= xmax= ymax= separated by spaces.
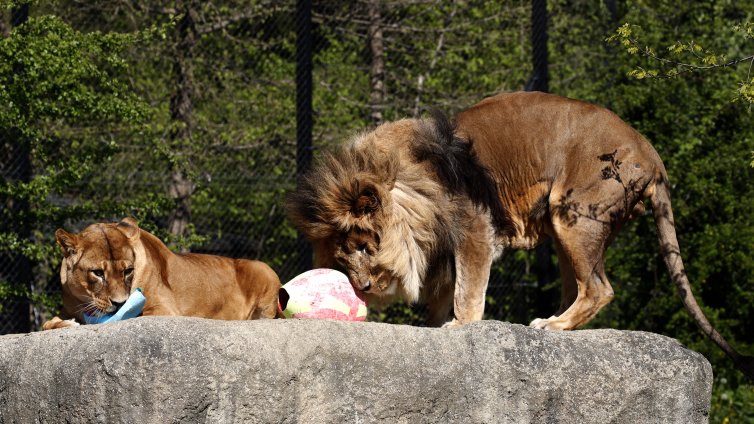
xmin=124 ymin=267 xmax=134 ymax=276
xmin=357 ymin=243 xmax=368 ymax=253
xmin=91 ymin=269 xmax=104 ymax=278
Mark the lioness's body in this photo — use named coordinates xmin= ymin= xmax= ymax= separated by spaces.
xmin=288 ymin=91 xmax=753 ymax=378
xmin=43 ymin=218 xmax=281 ymax=330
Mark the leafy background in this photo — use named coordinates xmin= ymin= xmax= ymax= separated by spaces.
xmin=0 ymin=1 xmax=752 ymax=421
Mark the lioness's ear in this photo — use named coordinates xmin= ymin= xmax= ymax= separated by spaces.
xmin=117 ymin=217 xmax=140 ymax=240
xmin=353 ymin=186 xmax=381 ymax=217
xmin=55 ymin=229 xmax=78 ymax=258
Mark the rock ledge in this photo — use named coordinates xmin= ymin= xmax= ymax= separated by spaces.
xmin=0 ymin=317 xmax=712 ymax=423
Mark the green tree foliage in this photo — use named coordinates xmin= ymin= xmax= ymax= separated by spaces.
xmin=0 ymin=12 xmax=173 ymax=316
xmin=545 ymin=0 xmax=754 ymax=419
xmin=31 ymin=1 xmax=304 ymax=265
xmin=1 ymin=0 xmax=752 ymax=419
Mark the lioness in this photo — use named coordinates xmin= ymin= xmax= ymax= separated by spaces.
xmin=287 ymin=91 xmax=753 ymax=378
xmin=43 ymin=217 xmax=281 ymax=330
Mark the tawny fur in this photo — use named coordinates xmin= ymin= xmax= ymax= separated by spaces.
xmin=43 ymin=218 xmax=281 ymax=330
xmin=287 ymin=91 xmax=753 ymax=379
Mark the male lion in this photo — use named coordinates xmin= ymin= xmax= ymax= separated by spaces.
xmin=43 ymin=217 xmax=281 ymax=330
xmin=287 ymin=91 xmax=753 ymax=378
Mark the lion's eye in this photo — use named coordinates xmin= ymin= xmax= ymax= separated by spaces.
xmin=357 ymin=243 xmax=368 ymax=253
xmin=91 ymin=269 xmax=105 ymax=278
xmin=124 ymin=267 xmax=134 ymax=277
xmin=333 ymin=248 xmax=347 ymax=265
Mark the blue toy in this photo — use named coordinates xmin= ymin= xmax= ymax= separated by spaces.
xmin=83 ymin=288 xmax=146 ymax=325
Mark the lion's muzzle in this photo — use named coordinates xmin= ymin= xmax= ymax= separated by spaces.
xmin=347 ymin=270 xmax=373 ymax=292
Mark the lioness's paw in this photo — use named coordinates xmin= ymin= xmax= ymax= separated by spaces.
xmin=42 ymin=317 xmax=80 ymax=331
xmin=441 ymin=318 xmax=464 ymax=329
xmin=62 ymin=319 xmax=80 ymax=328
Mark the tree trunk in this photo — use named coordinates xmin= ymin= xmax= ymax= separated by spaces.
xmin=367 ymin=0 xmax=384 ymax=127
xmin=0 ymin=11 xmax=9 ymax=37
xmin=411 ymin=2 xmax=456 ymax=117
xmin=167 ymin=171 xmax=193 ymax=239
xmin=167 ymin=1 xmax=197 ymax=247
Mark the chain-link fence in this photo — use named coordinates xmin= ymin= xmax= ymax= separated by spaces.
xmin=0 ymin=0 xmax=556 ymax=334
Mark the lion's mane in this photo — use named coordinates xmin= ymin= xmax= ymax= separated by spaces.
xmin=287 ymin=113 xmax=510 ymax=303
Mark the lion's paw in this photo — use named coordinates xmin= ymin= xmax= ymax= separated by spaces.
xmin=529 ymin=316 xmax=558 ymax=330
xmin=441 ymin=318 xmax=464 ymax=329
xmin=529 ymin=318 xmax=548 ymax=329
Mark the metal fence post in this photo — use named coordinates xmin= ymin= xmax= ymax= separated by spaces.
xmin=525 ymin=0 xmax=548 ymax=93
xmin=295 ymin=0 xmax=313 ymax=272
xmin=0 ymin=3 xmax=32 ymax=335
xmin=525 ymin=0 xmax=556 ymax=318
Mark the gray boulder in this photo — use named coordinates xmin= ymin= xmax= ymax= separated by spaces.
xmin=0 ymin=317 xmax=711 ymax=423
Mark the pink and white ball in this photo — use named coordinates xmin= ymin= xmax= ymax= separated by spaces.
xmin=279 ymin=269 xmax=368 ymax=321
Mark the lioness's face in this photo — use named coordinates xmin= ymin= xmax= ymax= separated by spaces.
xmin=330 ymin=227 xmax=393 ymax=295
xmin=57 ymin=224 xmax=136 ymax=315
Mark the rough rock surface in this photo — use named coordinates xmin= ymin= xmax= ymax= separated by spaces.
xmin=0 ymin=317 xmax=711 ymax=423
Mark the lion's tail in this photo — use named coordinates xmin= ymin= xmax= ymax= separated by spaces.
xmin=650 ymin=176 xmax=754 ymax=380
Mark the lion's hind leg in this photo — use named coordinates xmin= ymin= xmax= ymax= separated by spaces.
xmin=552 ymin=239 xmax=578 ymax=316
xmin=529 ymin=216 xmax=615 ymax=331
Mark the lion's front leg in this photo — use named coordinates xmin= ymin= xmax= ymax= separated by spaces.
xmin=444 ymin=216 xmax=496 ymax=328
xmin=42 ymin=316 xmax=80 ymax=330
xmin=427 ymin=282 xmax=454 ymax=327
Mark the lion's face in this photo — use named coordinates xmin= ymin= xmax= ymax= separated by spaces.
xmin=56 ymin=220 xmax=139 ymax=316
xmin=328 ymin=227 xmax=396 ymax=295
xmin=288 ymin=120 xmax=457 ymax=300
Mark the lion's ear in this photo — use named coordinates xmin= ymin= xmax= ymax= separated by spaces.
xmin=117 ymin=217 xmax=141 ymax=240
xmin=55 ymin=229 xmax=78 ymax=258
xmin=352 ymin=187 xmax=381 ymax=217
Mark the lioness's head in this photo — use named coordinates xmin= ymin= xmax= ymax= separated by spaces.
xmin=56 ymin=217 xmax=140 ymax=316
